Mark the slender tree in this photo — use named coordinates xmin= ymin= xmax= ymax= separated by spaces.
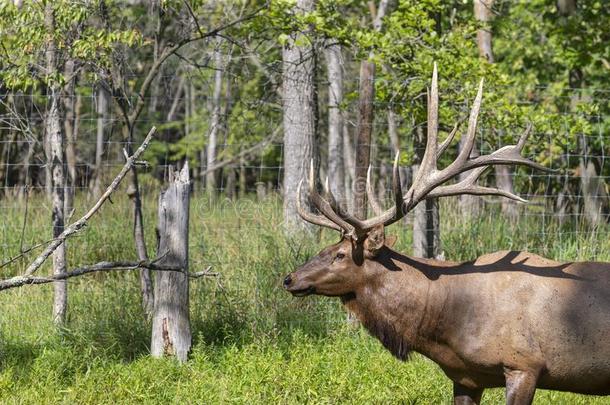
xmin=206 ymin=39 xmax=225 ymax=197
xmin=281 ymin=0 xmax=318 ymax=234
xmin=474 ymin=0 xmax=517 ymax=218
xmin=43 ymin=2 xmax=68 ymax=325
xmin=324 ymin=43 xmax=345 ymax=203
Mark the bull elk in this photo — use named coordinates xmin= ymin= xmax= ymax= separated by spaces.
xmin=283 ymin=65 xmax=610 ymax=404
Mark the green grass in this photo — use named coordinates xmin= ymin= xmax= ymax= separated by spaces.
xmin=0 ymin=191 xmax=609 ymax=404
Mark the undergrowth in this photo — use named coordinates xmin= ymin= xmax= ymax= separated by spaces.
xmin=0 ymin=191 xmax=608 ymax=404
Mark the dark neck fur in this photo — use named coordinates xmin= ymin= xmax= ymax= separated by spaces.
xmin=341 ymin=290 xmax=413 ymax=361
xmin=340 ymin=250 xmax=444 ymax=362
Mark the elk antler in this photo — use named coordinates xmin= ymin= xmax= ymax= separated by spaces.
xmin=297 ymin=63 xmax=549 ymax=238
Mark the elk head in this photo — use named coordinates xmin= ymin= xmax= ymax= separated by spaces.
xmin=283 ymin=63 xmax=547 ymax=298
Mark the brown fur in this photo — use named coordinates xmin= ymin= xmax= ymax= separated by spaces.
xmin=284 ymin=232 xmax=610 ymax=404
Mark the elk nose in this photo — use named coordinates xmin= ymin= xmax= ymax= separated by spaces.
xmin=283 ymin=274 xmax=293 ymax=288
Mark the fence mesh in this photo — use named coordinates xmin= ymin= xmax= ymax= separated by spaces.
xmin=1 ymin=82 xmax=609 ymax=337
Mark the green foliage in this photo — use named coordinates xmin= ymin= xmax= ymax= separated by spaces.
xmin=0 ymin=1 xmax=139 ymax=90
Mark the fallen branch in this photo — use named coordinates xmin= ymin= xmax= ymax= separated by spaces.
xmin=189 ymin=266 xmax=218 ymax=278
xmin=22 ymin=127 xmax=157 ymax=277
xmin=0 ymin=260 xmax=215 ymax=291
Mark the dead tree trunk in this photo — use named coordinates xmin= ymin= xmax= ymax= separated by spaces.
xmin=281 ymin=0 xmax=317 ymax=234
xmin=151 ymin=163 xmax=191 ymax=363
xmin=44 ymin=2 xmax=67 ymax=325
xmin=325 ymin=43 xmax=345 ymax=203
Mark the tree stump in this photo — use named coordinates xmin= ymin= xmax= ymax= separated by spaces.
xmin=151 ymin=163 xmax=191 ymax=362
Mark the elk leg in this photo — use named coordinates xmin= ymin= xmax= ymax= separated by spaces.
xmin=453 ymin=381 xmax=483 ymax=405
xmin=504 ymin=369 xmax=538 ymax=405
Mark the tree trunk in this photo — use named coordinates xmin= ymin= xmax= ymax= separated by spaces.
xmin=226 ymin=167 xmax=236 ymax=199
xmin=123 ymin=125 xmax=155 ymax=317
xmin=239 ymin=156 xmax=247 ymax=198
xmin=93 ymin=87 xmax=109 ymax=200
xmin=281 ymin=0 xmax=317 ymax=235
xmin=412 ymin=127 xmax=442 ymax=259
xmin=324 ymin=43 xmax=345 ymax=203
xmin=343 ymin=121 xmax=355 ymax=207
xmin=458 ymin=132 xmax=482 ymax=219
xmin=557 ymin=0 xmax=607 ymax=227
xmin=206 ymin=40 xmax=224 ymax=197
xmin=0 ymin=95 xmax=15 ymax=191
xmin=474 ymin=0 xmax=495 ymax=63
xmin=354 ymin=60 xmax=375 ymax=219
xmin=579 ymin=159 xmax=604 ymax=226
xmin=166 ymin=75 xmax=185 ymax=122
xmin=17 ymin=136 xmax=35 ymax=198
xmin=412 ymin=185 xmax=442 ymax=259
xmin=63 ymin=59 xmax=78 ymax=215
xmin=474 ymin=0 xmax=516 ymax=218
xmin=387 ymin=109 xmax=411 ymax=210
xmin=48 ymin=89 xmax=68 ymax=325
xmin=579 ymin=135 xmax=606 ymax=226
xmin=44 ymin=2 xmax=67 ymax=325
xmin=151 ymin=164 xmax=191 ymax=362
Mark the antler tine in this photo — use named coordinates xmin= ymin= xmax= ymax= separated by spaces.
xmin=427 ymin=167 xmax=528 ymax=203
xmin=295 ymin=65 xmax=549 ymax=236
xmin=516 ymin=123 xmax=533 ymax=151
xmin=323 ymin=176 xmax=339 ymax=210
xmin=296 ymin=180 xmax=344 ymax=231
xmin=416 ymin=62 xmax=440 ymax=181
xmin=366 ymin=166 xmax=384 ymax=216
xmin=390 ymin=151 xmax=405 ymax=219
xmin=305 ymin=160 xmax=356 ymax=234
xmin=460 ymin=124 xmax=551 ymax=173
xmin=352 ymin=151 xmax=405 ymax=230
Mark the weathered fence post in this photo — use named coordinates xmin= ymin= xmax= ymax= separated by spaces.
xmin=151 ymin=163 xmax=191 ymax=362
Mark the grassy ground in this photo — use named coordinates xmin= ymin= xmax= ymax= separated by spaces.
xmin=0 ymin=190 xmax=609 ymax=404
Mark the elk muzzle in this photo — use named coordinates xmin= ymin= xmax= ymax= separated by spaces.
xmin=283 ymin=271 xmax=316 ymax=296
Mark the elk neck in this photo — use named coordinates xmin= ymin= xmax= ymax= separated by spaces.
xmin=341 ymin=247 xmax=452 ymax=361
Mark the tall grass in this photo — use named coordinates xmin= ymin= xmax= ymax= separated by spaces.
xmin=0 ymin=191 xmax=608 ymax=404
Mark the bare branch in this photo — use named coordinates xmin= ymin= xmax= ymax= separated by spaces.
xmin=199 ymin=127 xmax=281 ymax=176
xmin=22 ymin=127 xmax=157 ymax=277
xmin=0 ymin=260 xmax=211 ymax=292
xmin=189 ymin=266 xmax=218 ymax=278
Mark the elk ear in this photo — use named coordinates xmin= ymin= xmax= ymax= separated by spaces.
xmin=385 ymin=234 xmax=397 ymax=248
xmin=364 ymin=225 xmax=385 ymax=258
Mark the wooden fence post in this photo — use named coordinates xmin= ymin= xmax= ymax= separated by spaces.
xmin=151 ymin=162 xmax=192 ymax=362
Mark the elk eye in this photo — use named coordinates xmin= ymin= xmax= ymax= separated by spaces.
xmin=335 ymin=253 xmax=345 ymax=260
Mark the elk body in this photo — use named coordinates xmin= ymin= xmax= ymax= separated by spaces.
xmin=283 ymin=65 xmax=610 ymax=404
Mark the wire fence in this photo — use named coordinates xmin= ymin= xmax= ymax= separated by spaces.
xmin=0 ymin=84 xmax=609 ymax=343
xmin=0 ymin=85 xmax=609 ymax=266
